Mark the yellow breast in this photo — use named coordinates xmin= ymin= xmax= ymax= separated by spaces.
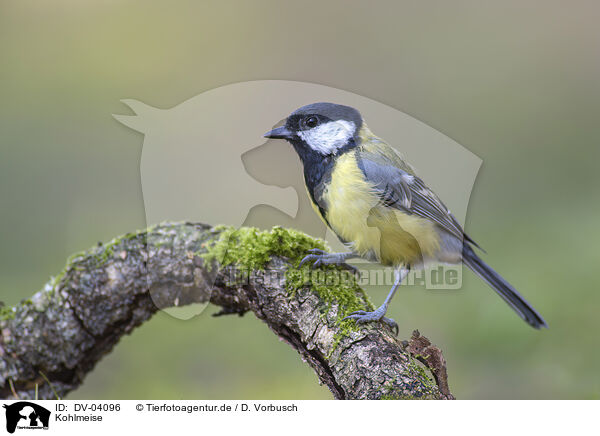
xmin=321 ymin=152 xmax=440 ymax=266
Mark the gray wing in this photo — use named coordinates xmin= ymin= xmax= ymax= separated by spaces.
xmin=357 ymin=153 xmax=468 ymax=242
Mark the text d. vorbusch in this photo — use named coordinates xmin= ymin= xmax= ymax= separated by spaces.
xmin=250 ymin=404 xmax=297 ymax=412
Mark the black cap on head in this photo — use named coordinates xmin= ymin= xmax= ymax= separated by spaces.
xmin=286 ymin=102 xmax=362 ymax=131
xmin=264 ymin=102 xmax=363 ymax=157
xmin=264 ymin=102 xmax=363 ymax=141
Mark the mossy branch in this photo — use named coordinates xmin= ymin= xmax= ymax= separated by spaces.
xmin=0 ymin=222 xmax=453 ymax=400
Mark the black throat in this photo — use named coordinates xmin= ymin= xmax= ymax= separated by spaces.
xmin=291 ymin=141 xmax=334 ymax=198
xmin=288 ymin=137 xmax=357 ymax=214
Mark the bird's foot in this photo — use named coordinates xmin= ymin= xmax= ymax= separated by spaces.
xmin=343 ymin=306 xmax=398 ymax=335
xmin=298 ymin=249 xmax=358 ymax=274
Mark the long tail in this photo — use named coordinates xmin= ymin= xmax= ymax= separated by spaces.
xmin=462 ymin=245 xmax=548 ymax=329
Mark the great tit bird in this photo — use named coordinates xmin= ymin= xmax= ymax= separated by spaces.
xmin=264 ymin=102 xmax=547 ymax=332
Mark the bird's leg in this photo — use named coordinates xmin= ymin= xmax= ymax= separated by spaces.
xmin=298 ymin=249 xmax=359 ymax=273
xmin=344 ymin=267 xmax=409 ymax=335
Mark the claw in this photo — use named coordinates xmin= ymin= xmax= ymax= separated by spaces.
xmin=340 ymin=268 xmax=406 ymax=336
xmin=298 ymin=249 xmax=358 ymax=274
xmin=346 ymin=310 xmax=367 ymax=316
xmin=298 ymin=254 xmax=320 ymax=269
xmin=343 ymin=308 xmax=398 ymax=335
xmin=339 ymin=263 xmax=359 ymax=274
xmin=381 ymin=317 xmax=399 ymax=335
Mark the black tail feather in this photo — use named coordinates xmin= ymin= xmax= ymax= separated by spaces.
xmin=462 ymin=245 xmax=548 ymax=329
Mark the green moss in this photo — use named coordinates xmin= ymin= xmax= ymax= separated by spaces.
xmin=380 ymin=393 xmax=427 ymax=400
xmin=199 ymin=226 xmax=376 ymax=355
xmin=405 ymin=356 xmax=438 ymax=395
xmin=90 ymin=229 xmax=143 ymax=265
xmin=153 ymin=239 xmax=171 ymax=248
xmin=380 ymin=393 xmax=405 ymax=400
xmin=46 ymin=229 xmax=145 ymax=294
xmin=50 ymin=250 xmax=87 ymax=290
xmin=95 ymin=234 xmax=129 ymax=262
xmin=199 ymin=225 xmax=328 ymax=271
xmin=286 ymin=265 xmax=374 ymax=354
xmin=378 ymin=359 xmax=438 ymax=400
xmin=0 ymin=304 xmax=15 ymax=321
xmin=200 ymin=225 xmax=374 ymax=323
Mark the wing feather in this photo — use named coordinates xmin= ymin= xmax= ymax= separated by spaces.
xmin=356 ymin=145 xmax=469 ymax=243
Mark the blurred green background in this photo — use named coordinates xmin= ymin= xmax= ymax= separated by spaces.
xmin=1 ymin=0 xmax=599 ymax=399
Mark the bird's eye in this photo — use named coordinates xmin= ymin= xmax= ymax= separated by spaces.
xmin=304 ymin=116 xmax=319 ymax=129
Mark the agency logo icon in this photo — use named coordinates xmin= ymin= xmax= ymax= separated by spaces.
xmin=2 ymin=402 xmax=50 ymax=434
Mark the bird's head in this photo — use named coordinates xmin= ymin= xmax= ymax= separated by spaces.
xmin=264 ymin=102 xmax=363 ymax=157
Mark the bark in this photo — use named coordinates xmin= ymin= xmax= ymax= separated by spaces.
xmin=0 ymin=222 xmax=452 ymax=400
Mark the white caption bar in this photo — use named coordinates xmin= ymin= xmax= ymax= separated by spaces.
xmin=0 ymin=400 xmax=596 ymax=435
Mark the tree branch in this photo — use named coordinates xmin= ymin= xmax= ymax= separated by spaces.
xmin=0 ymin=222 xmax=452 ymax=400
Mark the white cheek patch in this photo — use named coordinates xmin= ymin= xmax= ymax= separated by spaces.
xmin=298 ymin=120 xmax=356 ymax=154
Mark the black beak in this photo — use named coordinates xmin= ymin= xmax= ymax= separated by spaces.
xmin=264 ymin=126 xmax=294 ymax=140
